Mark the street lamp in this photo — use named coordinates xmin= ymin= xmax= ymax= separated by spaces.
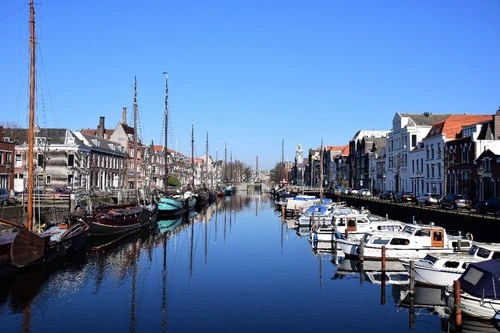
xmin=370 ymin=167 xmax=374 ymax=195
xmin=416 ymin=169 xmax=423 ymax=195
xmin=477 ymin=164 xmax=484 ymax=202
xmin=5 ymin=161 xmax=12 ymax=193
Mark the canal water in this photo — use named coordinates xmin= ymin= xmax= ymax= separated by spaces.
xmin=1 ymin=193 xmax=497 ymax=333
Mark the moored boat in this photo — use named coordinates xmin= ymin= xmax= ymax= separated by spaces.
xmin=337 ymin=222 xmax=473 ymax=260
xmin=400 ymin=242 xmax=500 ymax=287
xmin=450 ymin=258 xmax=500 ymax=320
xmin=158 ymin=191 xmax=196 ymax=216
xmin=88 ymin=202 xmax=157 ymax=237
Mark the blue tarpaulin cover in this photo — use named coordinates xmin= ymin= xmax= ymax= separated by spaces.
xmin=459 ymin=258 xmax=500 ymax=299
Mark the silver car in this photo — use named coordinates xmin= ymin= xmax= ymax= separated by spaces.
xmin=416 ymin=193 xmax=440 ymax=206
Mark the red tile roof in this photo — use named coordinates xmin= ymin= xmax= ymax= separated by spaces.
xmin=426 ymin=114 xmax=492 ymax=139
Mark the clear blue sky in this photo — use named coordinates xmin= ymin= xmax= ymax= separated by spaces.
xmin=1 ymin=0 xmax=500 ymax=171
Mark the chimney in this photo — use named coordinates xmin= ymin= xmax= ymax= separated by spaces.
xmin=494 ymin=106 xmax=500 ymax=140
xmin=98 ymin=116 xmax=105 ymax=139
xmin=122 ymin=107 xmax=127 ymax=125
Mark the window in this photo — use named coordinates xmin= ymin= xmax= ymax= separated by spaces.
xmin=46 ymin=175 xmax=51 ymax=184
xmin=68 ymin=154 xmax=75 ymax=167
xmin=412 ymin=135 xmax=417 ymax=147
xmin=15 ymin=154 xmax=22 ymax=167
xmin=37 ymin=154 xmax=44 ymax=167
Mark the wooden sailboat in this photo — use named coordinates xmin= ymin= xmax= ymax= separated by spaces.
xmin=193 ymin=127 xmax=209 ymax=207
xmin=6 ymin=0 xmax=90 ymax=269
xmin=158 ymin=73 xmax=196 ymax=216
xmin=87 ymin=77 xmax=157 ymax=238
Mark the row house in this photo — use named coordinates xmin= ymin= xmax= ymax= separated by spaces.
xmin=5 ymin=127 xmax=89 ymax=192
xmin=0 ymin=126 xmax=15 ymax=192
xmin=416 ymin=114 xmax=492 ymax=198
xmin=349 ymin=130 xmax=389 ymax=191
xmin=83 ymin=111 xmax=145 ymax=190
xmin=364 ymin=137 xmax=387 ymax=194
xmin=323 ymin=145 xmax=345 ymax=189
xmin=74 ymin=131 xmax=127 ymax=192
xmin=386 ymin=112 xmax=449 ymax=193
xmin=322 ymin=107 xmax=500 ymax=204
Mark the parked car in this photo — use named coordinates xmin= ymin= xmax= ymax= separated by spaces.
xmin=379 ymin=190 xmax=394 ymax=200
xmin=439 ymin=194 xmax=471 ymax=210
xmin=475 ymin=197 xmax=500 ymax=215
xmin=360 ymin=188 xmax=371 ymax=196
xmin=0 ymin=188 xmax=9 ymax=206
xmin=394 ymin=191 xmax=415 ymax=203
xmin=415 ymin=193 xmax=440 ymax=206
xmin=350 ymin=189 xmax=359 ymax=196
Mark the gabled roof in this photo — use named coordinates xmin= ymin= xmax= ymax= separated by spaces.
xmin=3 ymin=128 xmax=84 ymax=145
xmin=340 ymin=144 xmax=349 ymax=156
xmin=81 ymin=128 xmax=114 ymax=139
xmin=476 ymin=121 xmax=495 ymax=140
xmin=75 ymin=132 xmax=126 ymax=155
xmin=400 ymin=113 xmax=451 ymax=126
xmin=325 ymin=145 xmax=345 ymax=152
xmin=425 ymin=114 xmax=492 ymax=139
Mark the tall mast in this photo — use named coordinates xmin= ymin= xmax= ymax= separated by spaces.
xmin=224 ymin=142 xmax=227 ymax=184
xmin=205 ymin=132 xmax=209 ymax=189
xmin=133 ymin=76 xmax=138 ymax=197
xmin=320 ymin=139 xmax=324 ymax=202
xmin=27 ymin=0 xmax=36 ymax=230
xmin=163 ymin=72 xmax=168 ymax=191
xmin=191 ymin=124 xmax=195 ymax=190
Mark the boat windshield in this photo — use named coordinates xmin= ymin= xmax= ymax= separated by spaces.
xmin=423 ymin=254 xmax=438 ymax=264
xmin=402 ymin=225 xmax=416 ymax=235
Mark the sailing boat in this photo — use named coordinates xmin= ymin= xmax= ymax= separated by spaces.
xmin=193 ymin=127 xmax=209 ymax=207
xmin=87 ymin=77 xmax=157 ymax=239
xmin=6 ymin=0 xmax=90 ymax=268
xmin=158 ymin=72 xmax=196 ymax=216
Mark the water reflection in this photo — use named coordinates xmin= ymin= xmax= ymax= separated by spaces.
xmin=6 ymin=193 xmax=497 ymax=333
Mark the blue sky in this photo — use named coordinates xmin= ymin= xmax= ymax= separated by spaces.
xmin=1 ymin=0 xmax=500 ymax=171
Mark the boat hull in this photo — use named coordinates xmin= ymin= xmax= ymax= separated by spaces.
xmin=88 ymin=205 xmax=156 ymax=237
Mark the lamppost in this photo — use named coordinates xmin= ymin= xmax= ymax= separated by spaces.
xmin=5 ymin=161 xmax=12 ymax=194
xmin=370 ymin=167 xmax=374 ymax=195
xmin=416 ymin=169 xmax=423 ymax=196
xmin=477 ymin=164 xmax=484 ymax=202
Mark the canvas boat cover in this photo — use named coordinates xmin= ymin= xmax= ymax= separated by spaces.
xmin=458 ymin=258 xmax=500 ymax=299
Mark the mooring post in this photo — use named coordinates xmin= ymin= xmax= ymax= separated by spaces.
xmin=381 ymin=245 xmax=386 ymax=272
xmin=454 ymin=280 xmax=462 ymax=328
xmin=359 ymin=238 xmax=364 ymax=261
xmin=409 ymin=260 xmax=415 ymax=295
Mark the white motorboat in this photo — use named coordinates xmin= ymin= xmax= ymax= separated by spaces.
xmin=309 ymin=213 xmax=406 ymax=244
xmin=401 ymin=242 xmax=500 ymax=287
xmin=337 ymin=222 xmax=473 ymax=260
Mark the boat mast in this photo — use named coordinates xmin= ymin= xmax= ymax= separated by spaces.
xmin=163 ymin=72 xmax=169 ymax=192
xmin=27 ymin=0 xmax=36 ymax=230
xmin=191 ymin=124 xmax=195 ymax=190
xmin=133 ymin=76 xmax=138 ymax=199
xmin=205 ymin=132 xmax=209 ymax=190
xmin=320 ymin=139 xmax=324 ymax=203
xmin=224 ymin=142 xmax=227 ymax=184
